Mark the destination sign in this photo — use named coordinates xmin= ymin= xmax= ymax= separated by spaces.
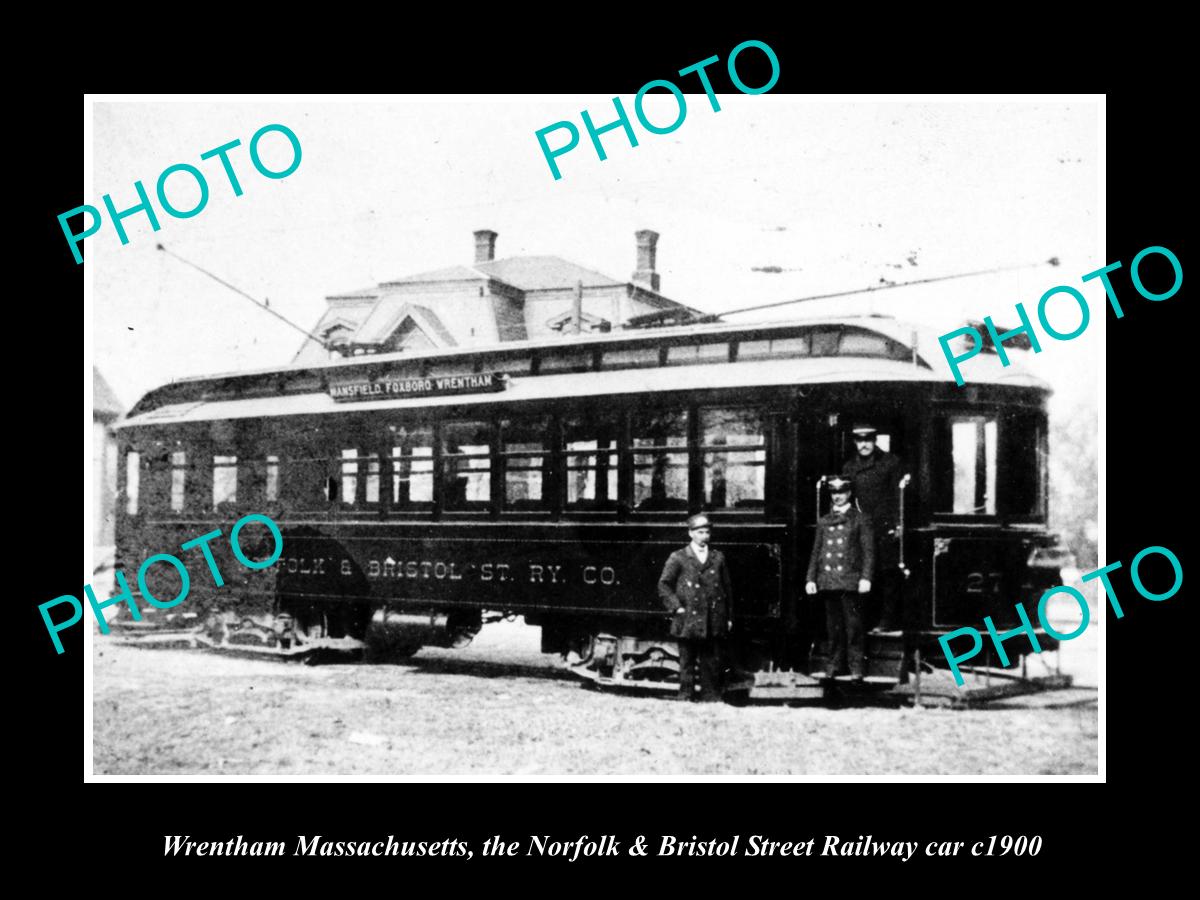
xmin=329 ymin=372 xmax=507 ymax=402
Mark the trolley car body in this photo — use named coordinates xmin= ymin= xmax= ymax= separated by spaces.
xmin=113 ymin=316 xmax=1073 ymax=692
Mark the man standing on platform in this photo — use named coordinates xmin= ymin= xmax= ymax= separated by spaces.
xmin=842 ymin=424 xmax=906 ymax=632
xmin=806 ymin=477 xmax=875 ymax=681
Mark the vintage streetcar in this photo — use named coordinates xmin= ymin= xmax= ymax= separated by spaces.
xmin=113 ymin=315 xmax=1075 ymax=700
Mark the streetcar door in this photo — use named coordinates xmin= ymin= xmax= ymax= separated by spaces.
xmin=804 ymin=409 xmax=911 ymax=518
xmin=831 ymin=413 xmax=910 ymax=477
xmin=832 ymin=415 xmax=906 ymax=475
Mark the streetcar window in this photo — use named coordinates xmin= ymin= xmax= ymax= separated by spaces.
xmin=443 ymin=420 xmax=493 ymax=510
xmin=170 ymin=450 xmax=187 ymax=512
xmin=601 ymin=347 xmax=660 ymax=369
xmin=564 ymin=416 xmax=618 ymax=510
xmin=427 ymin=358 xmax=477 ymax=378
xmin=364 ymin=452 xmax=381 ymax=504
xmin=811 ymin=328 xmax=841 ymax=357
xmin=631 ymin=409 xmax=688 ymax=510
xmin=478 ymin=353 xmax=531 ymax=376
xmin=336 ymin=437 xmax=383 ymax=507
xmin=125 ymin=450 xmax=139 ymax=515
xmin=666 ymin=342 xmax=729 ymax=366
xmin=213 ymin=455 xmax=238 ymax=508
xmin=736 ymin=335 xmax=812 ymax=360
xmin=700 ymin=408 xmax=766 ymax=509
xmin=265 ymin=455 xmax=280 ymax=502
xmin=539 ymin=349 xmax=594 ymax=373
xmin=945 ymin=417 xmax=997 ymax=515
xmin=286 ymin=456 xmax=335 ymax=509
xmin=839 ymin=328 xmax=899 ymax=358
xmin=1002 ymin=410 xmax=1046 ymax=517
xmin=337 ymin=447 xmax=382 ymax=505
xmin=391 ymin=424 xmax=433 ymax=508
xmin=281 ymin=423 xmax=337 ymax=511
xmin=340 ymin=449 xmax=358 ymax=505
xmin=501 ymin=417 xmax=550 ymax=509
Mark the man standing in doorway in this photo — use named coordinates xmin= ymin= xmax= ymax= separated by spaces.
xmin=806 ymin=477 xmax=875 ymax=681
xmin=842 ymin=424 xmax=905 ymax=632
xmin=658 ymin=513 xmax=733 ymax=701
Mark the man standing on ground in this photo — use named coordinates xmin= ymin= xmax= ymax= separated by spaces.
xmin=658 ymin=513 xmax=733 ymax=701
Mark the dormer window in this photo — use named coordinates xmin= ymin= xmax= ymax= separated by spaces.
xmin=321 ymin=323 xmax=354 ymax=359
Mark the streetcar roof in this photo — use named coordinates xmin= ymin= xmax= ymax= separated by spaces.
xmin=151 ymin=315 xmax=942 ymax=384
xmin=117 ymin=352 xmax=1046 ymax=430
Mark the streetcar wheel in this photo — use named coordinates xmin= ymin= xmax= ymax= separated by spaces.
xmin=364 ymin=610 xmax=423 ymax=663
xmin=204 ymin=613 xmax=229 ymax=646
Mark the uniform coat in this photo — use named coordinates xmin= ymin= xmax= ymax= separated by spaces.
xmin=658 ymin=545 xmax=733 ymax=639
xmin=842 ymin=448 xmax=903 ymax=531
xmin=805 ymin=507 xmax=875 ymax=591
xmin=843 ymin=447 xmax=906 ymax=629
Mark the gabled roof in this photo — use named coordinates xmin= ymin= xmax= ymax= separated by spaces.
xmin=375 ymin=256 xmax=628 ymax=292
xmin=296 ymin=247 xmax=697 ymax=364
xmin=308 ymin=303 xmax=375 ymax=339
xmin=326 ymin=286 xmax=381 ymax=300
xmin=475 ymin=256 xmax=623 ymax=291
xmin=319 ymin=316 xmax=360 ymax=337
xmin=93 ymin=368 xmax=123 ymax=420
xmin=380 ymin=265 xmax=487 ymax=286
xmin=351 ymin=299 xmax=456 ymax=347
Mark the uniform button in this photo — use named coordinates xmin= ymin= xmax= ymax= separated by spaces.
xmin=825 ymin=565 xmax=831 ymax=571
xmin=837 ymin=566 xmax=843 ymax=571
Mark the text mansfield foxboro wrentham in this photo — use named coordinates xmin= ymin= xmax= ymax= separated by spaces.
xmin=162 ymin=833 xmax=1044 ymax=860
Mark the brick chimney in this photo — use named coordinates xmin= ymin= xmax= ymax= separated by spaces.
xmin=632 ymin=229 xmax=660 ymax=292
xmin=474 ymin=229 xmax=498 ymax=264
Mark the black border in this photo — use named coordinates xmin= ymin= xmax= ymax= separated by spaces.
xmin=27 ymin=24 xmax=1189 ymax=878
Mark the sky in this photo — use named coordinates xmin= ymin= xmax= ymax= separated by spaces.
xmin=87 ymin=96 xmax=1101 ymax=417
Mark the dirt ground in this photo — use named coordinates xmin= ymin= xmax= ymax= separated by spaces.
xmin=91 ymin=617 xmax=1098 ymax=777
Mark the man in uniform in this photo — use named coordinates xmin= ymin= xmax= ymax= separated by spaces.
xmin=806 ymin=477 xmax=874 ymax=681
xmin=842 ymin=424 xmax=905 ymax=632
xmin=657 ymin=513 xmax=733 ymax=701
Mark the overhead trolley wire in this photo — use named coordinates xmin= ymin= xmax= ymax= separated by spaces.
xmin=156 ymin=243 xmax=329 ymax=349
xmin=698 ymin=257 xmax=1061 ymax=322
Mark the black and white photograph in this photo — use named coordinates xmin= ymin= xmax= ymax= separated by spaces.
xmin=83 ymin=92 xmax=1103 ymax=778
